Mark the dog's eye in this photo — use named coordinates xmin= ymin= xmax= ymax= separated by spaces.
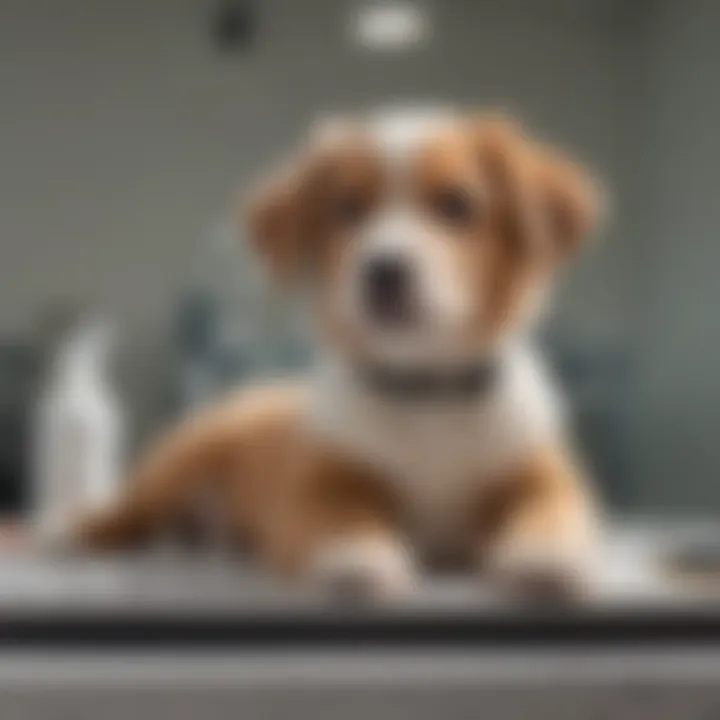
xmin=434 ymin=188 xmax=476 ymax=226
xmin=332 ymin=192 xmax=368 ymax=227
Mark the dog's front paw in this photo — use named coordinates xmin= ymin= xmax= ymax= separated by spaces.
xmin=31 ymin=512 xmax=83 ymax=555
xmin=485 ymin=535 xmax=596 ymax=602
xmin=311 ymin=535 xmax=418 ymax=601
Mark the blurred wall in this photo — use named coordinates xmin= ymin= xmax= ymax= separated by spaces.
xmin=0 ymin=0 xmax=716 ymax=509
xmin=630 ymin=0 xmax=720 ymax=511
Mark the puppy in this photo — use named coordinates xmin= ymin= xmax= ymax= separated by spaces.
xmin=76 ymin=109 xmax=603 ymax=598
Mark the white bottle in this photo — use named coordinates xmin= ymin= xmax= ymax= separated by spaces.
xmin=32 ymin=319 xmax=124 ymax=543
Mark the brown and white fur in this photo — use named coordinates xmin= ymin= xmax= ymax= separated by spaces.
xmin=74 ymin=108 xmax=603 ymax=598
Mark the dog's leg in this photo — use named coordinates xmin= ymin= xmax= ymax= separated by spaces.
xmin=263 ymin=453 xmax=416 ymax=599
xmin=474 ymin=444 xmax=600 ymax=598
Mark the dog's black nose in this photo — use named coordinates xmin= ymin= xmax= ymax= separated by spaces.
xmin=363 ymin=255 xmax=413 ymax=324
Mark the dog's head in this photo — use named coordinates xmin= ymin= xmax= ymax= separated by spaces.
xmin=246 ymin=109 xmax=602 ymax=367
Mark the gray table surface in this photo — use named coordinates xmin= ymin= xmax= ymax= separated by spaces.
xmin=0 ymin=518 xmax=718 ymax=616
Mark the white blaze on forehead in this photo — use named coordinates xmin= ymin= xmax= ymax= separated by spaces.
xmin=366 ymin=107 xmax=458 ymax=187
xmin=309 ymin=107 xmax=458 ymax=181
xmin=367 ymin=107 xmax=456 ymax=157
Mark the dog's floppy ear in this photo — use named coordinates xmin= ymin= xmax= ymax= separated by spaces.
xmin=475 ymin=114 xmax=603 ymax=260
xmin=533 ymin=148 xmax=604 ymax=258
xmin=475 ymin=115 xmax=542 ymax=255
xmin=244 ymin=152 xmax=314 ymax=282
xmin=244 ymin=117 xmax=356 ymax=282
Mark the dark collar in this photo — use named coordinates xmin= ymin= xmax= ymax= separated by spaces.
xmin=357 ymin=357 xmax=502 ymax=403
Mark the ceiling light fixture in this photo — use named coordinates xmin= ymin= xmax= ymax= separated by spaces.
xmin=351 ymin=2 xmax=430 ymax=52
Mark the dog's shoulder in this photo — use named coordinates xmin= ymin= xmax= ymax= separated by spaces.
xmin=173 ymin=379 xmax=311 ymax=458
xmin=220 ymin=378 xmax=310 ymax=436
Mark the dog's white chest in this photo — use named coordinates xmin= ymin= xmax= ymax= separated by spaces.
xmin=309 ymin=344 xmax=563 ymax=548
xmin=364 ymin=405 xmax=498 ymax=543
